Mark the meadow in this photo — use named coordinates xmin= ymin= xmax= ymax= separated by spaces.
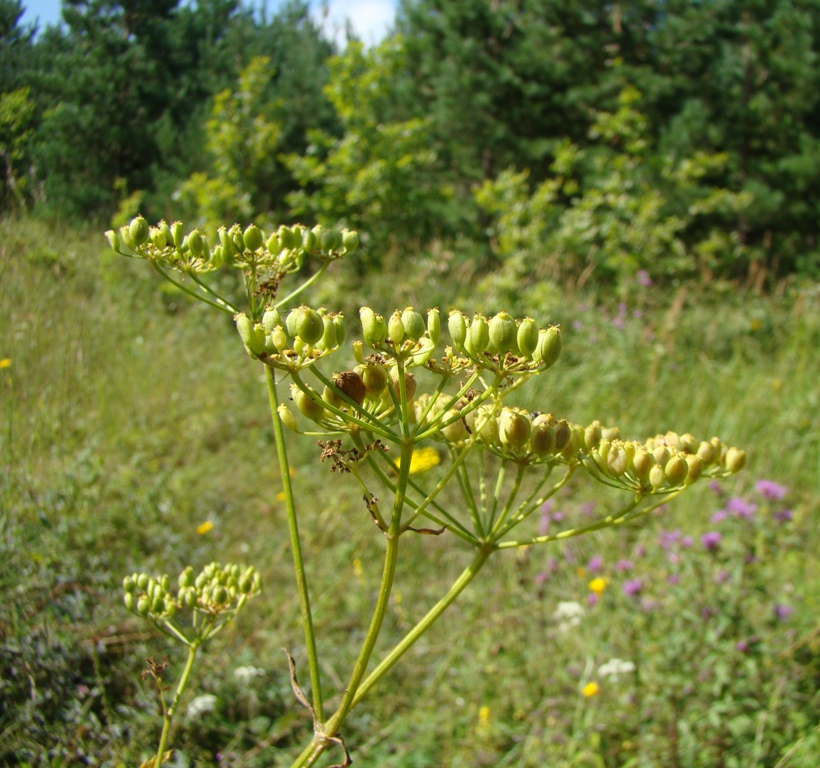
xmin=1 ymin=215 xmax=818 ymax=768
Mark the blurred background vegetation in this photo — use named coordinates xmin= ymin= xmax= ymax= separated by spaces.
xmin=1 ymin=0 xmax=819 ymax=766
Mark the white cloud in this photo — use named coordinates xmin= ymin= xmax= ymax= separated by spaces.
xmin=315 ymin=0 xmax=397 ymax=48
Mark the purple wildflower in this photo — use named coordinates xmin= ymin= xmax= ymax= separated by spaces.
xmin=588 ymin=555 xmax=603 ymax=573
xmin=773 ymin=508 xmax=793 ymax=523
xmin=774 ymin=604 xmax=794 ymax=622
xmin=667 ymin=573 xmax=680 ymax=585
xmin=709 ymin=480 xmax=725 ymax=497
xmin=634 ymin=544 xmax=647 ymax=559
xmin=755 ymin=479 xmax=788 ymax=501
xmin=715 ymin=570 xmax=731 ymax=585
xmin=615 ymin=559 xmax=633 ymax=572
xmin=728 ymin=496 xmax=758 ymax=519
xmin=711 ymin=509 xmax=729 ymax=524
xmin=681 ymin=535 xmax=693 ymax=548
xmin=637 ymin=269 xmax=652 ymax=287
xmin=588 ymin=593 xmax=599 ymax=608
xmin=659 ymin=530 xmax=682 ymax=550
xmin=701 ymin=531 xmax=722 ymax=551
xmin=623 ymin=578 xmax=643 ymax=597
xmin=736 ymin=641 xmax=749 ymax=653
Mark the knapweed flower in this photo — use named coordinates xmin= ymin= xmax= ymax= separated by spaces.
xmin=727 ymin=496 xmax=757 ymax=519
xmin=711 ymin=508 xmax=729 ymax=523
xmin=587 ymin=555 xmax=603 ymax=573
xmin=234 ymin=666 xmax=265 ymax=684
xmin=755 ymin=479 xmax=788 ymax=501
xmin=701 ymin=531 xmax=722 ymax=551
xmin=598 ymin=658 xmax=636 ymax=679
xmin=774 ymin=604 xmax=794 ymax=622
xmin=637 ymin=270 xmax=652 ymax=287
xmin=187 ymin=693 xmax=218 ymax=719
xmin=622 ymin=578 xmax=643 ymax=598
xmin=582 ymin=681 xmax=600 ymax=697
xmin=773 ymin=508 xmax=793 ymax=523
xmin=588 ymin=577 xmax=607 ymax=596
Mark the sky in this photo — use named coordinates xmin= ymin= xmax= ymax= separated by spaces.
xmin=19 ymin=0 xmax=398 ymax=45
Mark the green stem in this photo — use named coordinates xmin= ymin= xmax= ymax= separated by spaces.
xmin=154 ymin=641 xmax=199 ymax=768
xmin=275 ymin=263 xmax=330 ymax=308
xmin=290 ymin=442 xmax=414 ymax=768
xmin=352 ymin=544 xmax=493 ymax=707
xmin=150 ymin=262 xmax=236 ymax=314
xmin=265 ymin=366 xmax=324 ymax=721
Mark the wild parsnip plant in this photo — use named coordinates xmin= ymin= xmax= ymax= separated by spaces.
xmin=106 ymin=216 xmax=746 ymax=767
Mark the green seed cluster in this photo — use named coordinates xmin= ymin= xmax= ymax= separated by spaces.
xmin=580 ymin=425 xmax=746 ymax=493
xmin=358 ymin=306 xmax=440 ymax=368
xmin=123 ymin=562 xmax=261 ymax=627
xmin=105 ymin=217 xmax=358 ymax=274
xmin=237 ymin=305 xmax=344 ymax=370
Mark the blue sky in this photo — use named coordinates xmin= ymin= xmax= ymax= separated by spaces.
xmin=20 ymin=0 xmax=398 ymax=44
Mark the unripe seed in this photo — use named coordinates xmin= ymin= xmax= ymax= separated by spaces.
xmin=632 ymin=447 xmax=653 ymax=480
xmin=152 ymin=595 xmax=165 ymax=614
xmin=664 ymin=454 xmax=688 ymax=485
xmin=360 ymin=363 xmax=388 ymax=397
xmin=608 ymin=445 xmax=629 ymax=476
xmin=388 ymin=311 xmax=405 ymax=343
xmin=262 ymin=308 xmax=281 ymax=333
xmin=679 ymin=433 xmax=698 ymax=454
xmin=342 ymin=229 xmax=359 ymax=252
xmin=697 ymin=441 xmax=716 ymax=465
xmin=391 ymin=369 xmax=417 ymax=401
xmin=584 ymin=422 xmax=603 ymax=450
xmin=602 ymin=426 xmax=621 ymax=441
xmin=536 ymin=326 xmax=561 ymax=368
xmin=150 ymin=226 xmax=166 ymax=249
xmin=123 ymin=575 xmax=135 ymax=592
xmin=137 ymin=573 xmax=150 ymax=590
xmin=517 ymin=318 xmax=539 ymax=357
xmin=427 ymin=308 xmax=441 ymax=345
xmin=441 ymin=410 xmax=468 ymax=442
xmin=213 ymin=586 xmax=229 ymax=605
xmin=653 ymin=445 xmax=671 ymax=467
xmin=530 ymin=421 xmax=556 ymax=456
xmin=124 ymin=593 xmax=135 ymax=611
xmin=553 ymin=420 xmax=571 ymax=452
xmin=293 ymin=386 xmax=325 ymax=422
xmin=187 ymin=229 xmax=204 ymax=258
xmin=279 ymin=226 xmax=301 ymax=250
xmin=179 ymin=567 xmax=195 ymax=589
xmin=488 ymin=311 xmax=518 ymax=353
xmin=725 ymin=447 xmax=746 ymax=473
xmin=499 ymin=408 xmax=531 ymax=450
xmin=137 ymin=596 xmax=151 ymax=616
xmin=649 ymin=464 xmax=666 ymax=489
xmin=685 ymin=454 xmax=703 ymax=484
xmin=296 ymin=307 xmax=324 ymax=345
xmin=129 ymin=216 xmax=150 ymax=246
xmin=278 ymin=403 xmax=298 ymax=432
xmin=243 ymin=224 xmax=264 ymax=252
xmin=318 ymin=315 xmax=337 ymax=350
xmin=321 ymin=229 xmax=342 ymax=252
xmin=468 ymin=315 xmax=490 ymax=355
xmin=402 ymin=308 xmax=426 ymax=341
xmin=160 ymin=221 xmax=174 ymax=249
xmin=360 ymin=307 xmax=387 ymax=347
xmin=448 ymin=311 xmax=468 ymax=349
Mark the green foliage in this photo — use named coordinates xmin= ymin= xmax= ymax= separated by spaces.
xmin=476 ymin=87 xmax=753 ymax=290
xmin=286 ymin=38 xmax=456 ymax=265
xmin=176 ymin=56 xmax=284 ymax=225
xmin=0 ymin=87 xmax=36 ymax=209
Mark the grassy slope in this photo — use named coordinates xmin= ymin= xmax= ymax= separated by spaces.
xmin=1 ymin=216 xmax=818 ymax=767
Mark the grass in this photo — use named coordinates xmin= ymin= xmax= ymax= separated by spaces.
xmin=1 ymin=214 xmax=818 ymax=767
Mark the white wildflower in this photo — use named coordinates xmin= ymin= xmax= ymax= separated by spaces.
xmin=234 ymin=665 xmax=265 ymax=684
xmin=187 ymin=693 xmax=217 ymax=719
xmin=553 ymin=600 xmax=585 ymax=632
xmin=598 ymin=658 xmax=636 ymax=679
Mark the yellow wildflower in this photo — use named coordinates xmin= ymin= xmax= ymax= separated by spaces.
xmin=196 ymin=520 xmax=214 ymax=535
xmin=0 ymin=358 xmax=10 ymax=369
xmin=477 ymin=705 xmax=491 ymax=736
xmin=582 ymin=681 xmax=600 ymax=697
xmin=409 ymin=446 xmax=440 ymax=474
xmin=588 ymin=577 xmax=607 ymax=595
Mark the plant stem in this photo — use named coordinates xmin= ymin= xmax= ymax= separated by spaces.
xmin=154 ymin=641 xmax=198 ymax=768
xmin=352 ymin=544 xmax=493 ymax=707
xmin=265 ymin=366 xmax=324 ymax=721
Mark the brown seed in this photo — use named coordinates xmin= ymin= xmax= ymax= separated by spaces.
xmin=334 ymin=370 xmax=367 ymax=406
